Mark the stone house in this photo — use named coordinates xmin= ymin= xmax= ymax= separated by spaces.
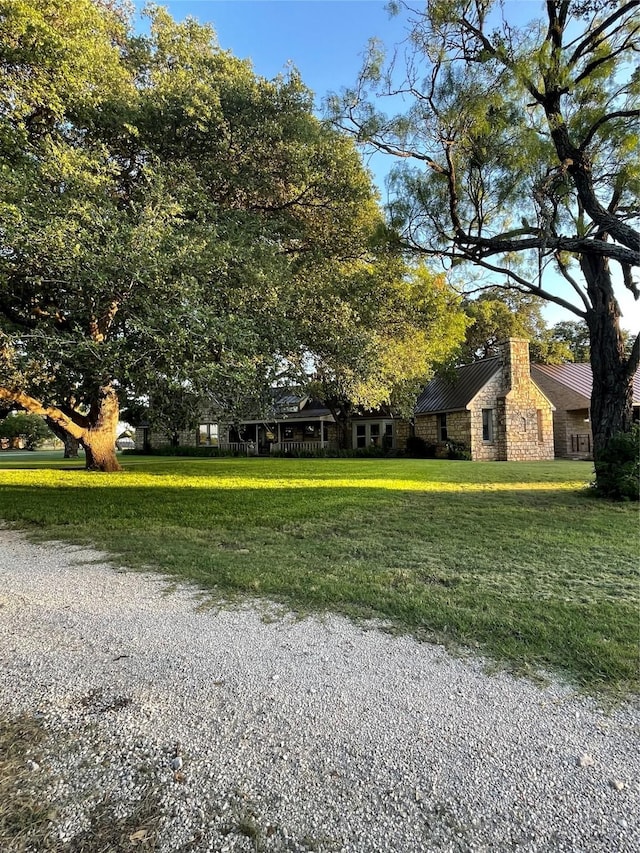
xmin=530 ymin=362 xmax=640 ymax=459
xmin=135 ymin=394 xmax=408 ymax=454
xmin=414 ymin=339 xmax=556 ymax=461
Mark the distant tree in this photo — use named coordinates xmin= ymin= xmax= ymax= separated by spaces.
xmin=0 ymin=413 xmax=53 ymax=449
xmin=548 ymin=319 xmax=635 ymax=363
xmin=459 ymin=288 xmax=572 ymax=364
xmin=295 ymin=265 xmax=468 ymax=447
xmin=548 ymin=321 xmax=592 ymax=362
xmin=333 ymin=0 xmax=639 ymax=490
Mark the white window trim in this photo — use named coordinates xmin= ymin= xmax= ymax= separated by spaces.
xmin=352 ymin=420 xmax=395 ymax=449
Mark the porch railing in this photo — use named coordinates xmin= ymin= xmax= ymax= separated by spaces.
xmin=570 ymin=434 xmax=591 ymax=454
xmin=270 ymin=441 xmax=336 ymax=454
xmin=218 ymin=442 xmax=258 ymax=455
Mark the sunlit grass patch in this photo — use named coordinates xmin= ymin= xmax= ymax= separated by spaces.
xmin=0 ymin=456 xmax=636 ymax=693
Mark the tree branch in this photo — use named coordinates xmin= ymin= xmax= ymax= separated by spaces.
xmin=0 ymin=388 xmax=86 ymax=440
xmin=579 ymin=109 xmax=640 ymax=152
xmin=464 ymin=234 xmax=638 ymax=267
xmin=567 ymin=1 xmax=640 ymax=67
xmin=573 ymin=34 xmax=640 ymax=86
xmin=554 ymin=252 xmax=591 ymax=312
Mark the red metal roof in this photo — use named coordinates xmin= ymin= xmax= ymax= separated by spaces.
xmin=532 ymin=362 xmax=640 ymax=405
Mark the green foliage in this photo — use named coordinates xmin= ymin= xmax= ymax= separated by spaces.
xmin=300 ymin=265 xmax=468 ymax=421
xmin=0 ymin=413 xmax=52 ymax=449
xmin=446 ymin=441 xmax=471 ymax=461
xmin=547 ymin=321 xmax=635 ymax=363
xmin=333 ymin=0 xmax=639 ymax=483
xmin=125 ymin=445 xmax=249 ymax=458
xmin=459 ymin=288 xmax=572 ymax=364
xmin=3 ymin=1 xmax=438 ymax=464
xmin=592 ymin=426 xmax=640 ymax=502
xmin=548 ymin=320 xmax=592 ymax=362
xmin=405 ymin=435 xmax=437 ymax=458
xmin=271 ymin=444 xmax=389 ymax=459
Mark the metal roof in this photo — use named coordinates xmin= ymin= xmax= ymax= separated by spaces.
xmin=415 ymin=358 xmax=501 ymax=415
xmin=531 ymin=362 xmax=640 ymax=405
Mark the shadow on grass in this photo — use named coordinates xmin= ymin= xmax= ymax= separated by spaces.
xmin=0 ymin=474 xmax=636 ymax=695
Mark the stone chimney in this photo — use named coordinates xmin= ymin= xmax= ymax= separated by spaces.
xmin=500 ymin=338 xmax=530 ymax=393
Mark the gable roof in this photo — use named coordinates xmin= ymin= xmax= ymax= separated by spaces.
xmin=415 ymin=358 xmax=500 ymax=415
xmin=531 ymin=362 xmax=640 ymax=405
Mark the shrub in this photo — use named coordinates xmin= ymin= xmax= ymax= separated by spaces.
xmin=0 ymin=413 xmax=53 ymax=450
xmin=271 ymin=445 xmax=389 ymax=459
xmin=592 ymin=426 xmax=640 ymax=501
xmin=405 ymin=435 xmax=437 ymax=458
xmin=447 ymin=441 xmax=472 ymax=461
xmin=123 ymin=446 xmax=249 ymax=458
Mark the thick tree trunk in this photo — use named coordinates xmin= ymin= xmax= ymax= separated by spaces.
xmin=581 ymin=255 xmax=635 ymax=467
xmin=324 ymin=400 xmax=351 ymax=450
xmin=47 ymin=420 xmax=80 ymax=458
xmin=81 ymin=385 xmax=122 ymax=472
xmin=0 ymin=385 xmax=120 ymax=472
xmin=62 ymin=434 xmax=80 ymax=459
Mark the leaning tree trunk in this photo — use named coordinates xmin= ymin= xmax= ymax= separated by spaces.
xmin=47 ymin=420 xmax=80 ymax=458
xmin=80 ymin=385 xmax=122 ymax=472
xmin=582 ymin=255 xmax=636 ymax=469
xmin=62 ymin=434 xmax=80 ymax=459
xmin=325 ymin=401 xmax=351 ymax=450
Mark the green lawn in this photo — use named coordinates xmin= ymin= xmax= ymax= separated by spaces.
xmin=0 ymin=453 xmax=637 ymax=694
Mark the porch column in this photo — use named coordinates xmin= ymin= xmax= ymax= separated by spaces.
xmin=320 ymin=419 xmax=325 ymax=448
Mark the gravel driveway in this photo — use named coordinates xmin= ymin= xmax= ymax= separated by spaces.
xmin=0 ymin=527 xmax=638 ymax=852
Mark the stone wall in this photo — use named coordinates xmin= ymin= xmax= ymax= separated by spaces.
xmin=134 ymin=426 xmax=199 ymax=450
xmin=529 ymin=369 xmax=592 ymax=458
xmin=565 ymin=409 xmax=592 ymax=458
xmin=395 ymin=418 xmax=411 ymax=451
xmin=498 ymin=340 xmax=555 ymax=461
xmin=469 ymin=371 xmax=503 ymax=461
xmin=414 ymin=410 xmax=471 ymax=451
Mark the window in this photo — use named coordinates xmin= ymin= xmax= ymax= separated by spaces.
xmin=353 ymin=421 xmax=394 ymax=449
xmin=304 ymin=424 xmax=316 ymax=437
xmin=284 ymin=427 xmax=294 ymax=441
xmin=482 ymin=409 xmax=494 ymax=442
xmin=438 ymin=413 xmax=448 ymax=441
xmin=198 ymin=423 xmax=218 ymax=446
xmin=536 ymin=409 xmax=544 ymax=443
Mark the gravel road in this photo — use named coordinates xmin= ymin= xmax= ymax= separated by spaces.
xmin=0 ymin=527 xmax=638 ymax=852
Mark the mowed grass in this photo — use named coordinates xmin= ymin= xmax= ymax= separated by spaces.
xmin=0 ymin=453 xmax=637 ymax=694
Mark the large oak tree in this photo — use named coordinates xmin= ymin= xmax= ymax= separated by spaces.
xmin=1 ymin=0 xmax=437 ymax=470
xmin=332 ymin=0 xmax=639 ymax=482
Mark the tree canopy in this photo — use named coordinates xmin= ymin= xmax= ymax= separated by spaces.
xmin=332 ymin=0 xmax=639 ymax=475
xmin=0 ymin=0 xmax=464 ymax=469
xmin=459 ymin=288 xmax=574 ymax=364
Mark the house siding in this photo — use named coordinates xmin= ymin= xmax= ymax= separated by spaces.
xmin=499 ymin=339 xmax=555 ymax=461
xmin=529 ymin=368 xmax=592 ymax=458
xmin=414 ymin=339 xmax=555 ymax=462
xmin=414 ymin=410 xmax=471 ymax=453
xmin=395 ymin=418 xmax=411 ymax=450
xmin=469 ymin=371 xmax=503 ymax=461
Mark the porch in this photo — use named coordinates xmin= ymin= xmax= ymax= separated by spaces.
xmin=270 ymin=440 xmax=337 ymax=454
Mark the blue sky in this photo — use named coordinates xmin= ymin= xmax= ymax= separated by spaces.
xmin=132 ymin=1 xmax=638 ymax=333
xmin=136 ymin=1 xmax=409 ymax=105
